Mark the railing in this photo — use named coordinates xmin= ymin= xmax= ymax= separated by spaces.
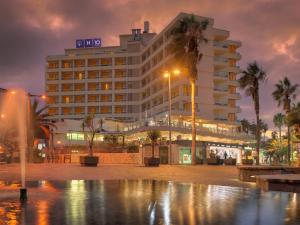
xmin=214 ymin=88 xmax=228 ymax=92
xmin=214 ymin=57 xmax=228 ymax=63
xmin=213 ymin=42 xmax=228 ymax=48
xmin=214 ymin=71 xmax=228 ymax=78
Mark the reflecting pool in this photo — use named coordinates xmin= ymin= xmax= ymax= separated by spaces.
xmin=0 ymin=180 xmax=299 ymax=225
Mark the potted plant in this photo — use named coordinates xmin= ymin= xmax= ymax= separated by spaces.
xmin=80 ymin=114 xmax=99 ymax=167
xmin=242 ymin=150 xmax=254 ymax=165
xmin=144 ymin=130 xmax=161 ymax=167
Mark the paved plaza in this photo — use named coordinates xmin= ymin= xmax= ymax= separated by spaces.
xmin=0 ymin=163 xmax=254 ymax=188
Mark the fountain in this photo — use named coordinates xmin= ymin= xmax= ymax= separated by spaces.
xmin=0 ymin=89 xmax=29 ymax=201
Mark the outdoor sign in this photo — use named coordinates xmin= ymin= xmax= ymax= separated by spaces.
xmin=76 ymin=38 xmax=101 ymax=48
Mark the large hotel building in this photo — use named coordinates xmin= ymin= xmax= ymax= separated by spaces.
xmin=45 ymin=13 xmax=253 ymax=164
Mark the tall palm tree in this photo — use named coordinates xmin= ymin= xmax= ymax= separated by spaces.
xmin=171 ymin=15 xmax=208 ymax=164
xmin=273 ymin=113 xmax=285 ymax=142
xmin=286 ymin=103 xmax=300 ymax=139
xmin=239 ymin=62 xmax=267 ymax=165
xmin=241 ymin=119 xmax=251 ymax=134
xmin=272 ymin=77 xmax=298 ymax=164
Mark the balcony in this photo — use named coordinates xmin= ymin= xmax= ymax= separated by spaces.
xmin=213 ymin=87 xmax=228 ymax=93
xmin=214 ymin=71 xmax=228 ymax=79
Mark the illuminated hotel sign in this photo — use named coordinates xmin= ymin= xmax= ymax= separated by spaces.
xmin=76 ymin=38 xmax=101 ymax=48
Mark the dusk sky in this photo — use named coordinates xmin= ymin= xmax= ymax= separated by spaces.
xmin=0 ymin=0 xmax=299 ymax=129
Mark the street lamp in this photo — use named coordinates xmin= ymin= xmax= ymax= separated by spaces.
xmin=163 ymin=69 xmax=180 ymax=164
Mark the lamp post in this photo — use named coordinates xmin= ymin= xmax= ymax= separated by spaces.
xmin=164 ymin=69 xmax=180 ymax=164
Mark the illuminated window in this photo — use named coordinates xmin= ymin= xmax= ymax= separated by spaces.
xmin=75 ymin=107 xmax=84 ymax=114
xmin=115 ymin=106 xmax=125 ymax=114
xmin=48 ymin=107 xmax=58 ymax=115
xmin=62 ymin=96 xmax=72 ymax=103
xmin=47 ymin=96 xmax=57 ymax=104
xmin=66 ymin=132 xmax=85 ymax=141
xmin=115 ymin=82 xmax=125 ymax=90
xmin=88 ymin=106 xmax=98 ymax=114
xmin=171 ymin=86 xmax=179 ymax=98
xmin=88 ymin=83 xmax=98 ymax=91
xmin=62 ymin=107 xmax=72 ymax=115
xmin=100 ymin=106 xmax=111 ymax=114
xmin=100 ymin=58 xmax=112 ymax=66
xmin=228 ymin=59 xmax=236 ymax=67
xmin=115 ymin=69 xmax=126 ymax=78
xmin=101 ymin=82 xmax=111 ymax=90
xmin=48 ymin=61 xmax=59 ymax=69
xmin=75 ymin=72 xmax=85 ymax=80
xmin=47 ymin=73 xmax=58 ymax=80
xmin=229 ymin=85 xmax=236 ymax=94
xmin=47 ymin=84 xmax=58 ymax=92
xmin=101 ymin=94 xmax=111 ymax=102
xmin=228 ymin=45 xmax=236 ymax=53
xmin=183 ymin=102 xmax=190 ymax=111
xmin=115 ymin=57 xmax=126 ymax=65
xmin=228 ymin=99 xmax=236 ymax=107
xmin=88 ymin=71 xmax=98 ymax=79
xmin=183 ymin=85 xmax=198 ymax=96
xmin=62 ymin=72 xmax=73 ymax=80
xmin=62 ymin=84 xmax=73 ymax=92
xmin=229 ymin=73 xmax=236 ymax=80
xmin=101 ymin=70 xmax=112 ymax=78
xmin=74 ymin=59 xmax=85 ymax=67
xmin=115 ymin=94 xmax=125 ymax=102
xmin=88 ymin=95 xmax=98 ymax=102
xmin=62 ymin=60 xmax=72 ymax=68
xmin=228 ymin=113 xmax=236 ymax=122
xmin=88 ymin=58 xmax=99 ymax=67
xmin=74 ymin=95 xmax=85 ymax=103
xmin=74 ymin=83 xmax=85 ymax=91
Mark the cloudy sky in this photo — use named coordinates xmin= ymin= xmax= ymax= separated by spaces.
xmin=0 ymin=0 xmax=299 ymax=129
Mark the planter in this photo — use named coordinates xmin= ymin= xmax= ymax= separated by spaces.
xmin=224 ymin=158 xmax=237 ymax=165
xmin=144 ymin=157 xmax=160 ymax=167
xmin=80 ymin=156 xmax=99 ymax=167
xmin=242 ymin=159 xmax=253 ymax=165
xmin=206 ymin=158 xmax=219 ymax=165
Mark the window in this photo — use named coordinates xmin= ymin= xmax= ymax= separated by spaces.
xmin=101 ymin=94 xmax=111 ymax=102
xmin=115 ymin=69 xmax=126 ymax=78
xmin=47 ymin=96 xmax=57 ymax=104
xmin=48 ymin=107 xmax=58 ymax=115
xmin=100 ymin=106 xmax=111 ymax=114
xmin=88 ymin=58 xmax=98 ymax=67
xmin=88 ymin=95 xmax=98 ymax=102
xmin=88 ymin=71 xmax=98 ymax=79
xmin=62 ymin=96 xmax=72 ymax=103
xmin=62 ymin=72 xmax=73 ymax=80
xmin=62 ymin=107 xmax=72 ymax=115
xmin=74 ymin=107 xmax=84 ymax=114
xmin=183 ymin=102 xmax=190 ymax=111
xmin=47 ymin=73 xmax=58 ymax=80
xmin=74 ymin=95 xmax=85 ymax=103
xmin=228 ymin=99 xmax=236 ymax=107
xmin=75 ymin=72 xmax=85 ymax=80
xmin=66 ymin=132 xmax=84 ymax=141
xmin=101 ymin=82 xmax=111 ymax=90
xmin=115 ymin=82 xmax=126 ymax=90
xmin=47 ymin=84 xmax=58 ymax=92
xmin=115 ymin=106 xmax=125 ymax=114
xmin=171 ymin=86 xmax=179 ymax=98
xmin=74 ymin=59 xmax=85 ymax=67
xmin=115 ymin=57 xmax=126 ymax=65
xmin=228 ymin=113 xmax=236 ymax=122
xmin=88 ymin=106 xmax=98 ymax=114
xmin=62 ymin=84 xmax=73 ymax=92
xmin=229 ymin=85 xmax=236 ymax=94
xmin=229 ymin=73 xmax=236 ymax=81
xmin=228 ymin=45 xmax=236 ymax=53
xmin=115 ymin=94 xmax=125 ymax=102
xmin=62 ymin=60 xmax=72 ymax=68
xmin=100 ymin=58 xmax=112 ymax=66
xmin=101 ymin=70 xmax=112 ymax=78
xmin=228 ymin=59 xmax=236 ymax=67
xmin=74 ymin=83 xmax=85 ymax=91
xmin=48 ymin=61 xmax=59 ymax=69
xmin=88 ymin=83 xmax=98 ymax=91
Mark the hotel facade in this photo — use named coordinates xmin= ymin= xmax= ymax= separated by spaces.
xmin=45 ymin=13 xmax=253 ymax=164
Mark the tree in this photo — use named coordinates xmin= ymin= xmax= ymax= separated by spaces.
xmin=239 ymin=62 xmax=267 ymax=165
xmin=147 ymin=130 xmax=161 ymax=158
xmin=273 ymin=113 xmax=285 ymax=142
xmin=272 ymin=77 xmax=298 ymax=164
xmin=241 ymin=119 xmax=251 ymax=134
xmin=286 ymin=103 xmax=300 ymax=139
xmin=82 ymin=114 xmax=99 ymax=157
xmin=171 ymin=15 xmax=208 ymax=164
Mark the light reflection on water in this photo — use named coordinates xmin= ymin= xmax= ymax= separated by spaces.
xmin=0 ymin=180 xmax=299 ymax=225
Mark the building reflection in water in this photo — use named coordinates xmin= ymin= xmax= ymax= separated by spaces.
xmin=0 ymin=180 xmax=299 ymax=225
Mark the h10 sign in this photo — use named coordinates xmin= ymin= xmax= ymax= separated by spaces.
xmin=76 ymin=39 xmax=101 ymax=48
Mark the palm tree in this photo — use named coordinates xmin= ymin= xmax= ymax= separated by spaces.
xmin=286 ymin=103 xmax=300 ymax=139
xmin=171 ymin=15 xmax=208 ymax=164
xmin=241 ymin=119 xmax=251 ymax=134
xmin=239 ymin=62 xmax=267 ymax=165
xmin=273 ymin=113 xmax=285 ymax=142
xmin=147 ymin=130 xmax=161 ymax=158
xmin=272 ymin=77 xmax=298 ymax=164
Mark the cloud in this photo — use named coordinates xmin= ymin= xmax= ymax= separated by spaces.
xmin=0 ymin=0 xmax=299 ymax=130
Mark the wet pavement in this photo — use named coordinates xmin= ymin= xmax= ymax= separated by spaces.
xmin=0 ymin=180 xmax=299 ymax=225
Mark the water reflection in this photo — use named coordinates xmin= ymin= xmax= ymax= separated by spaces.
xmin=0 ymin=180 xmax=299 ymax=225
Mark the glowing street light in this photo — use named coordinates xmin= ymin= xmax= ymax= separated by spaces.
xmin=163 ymin=69 xmax=180 ymax=164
